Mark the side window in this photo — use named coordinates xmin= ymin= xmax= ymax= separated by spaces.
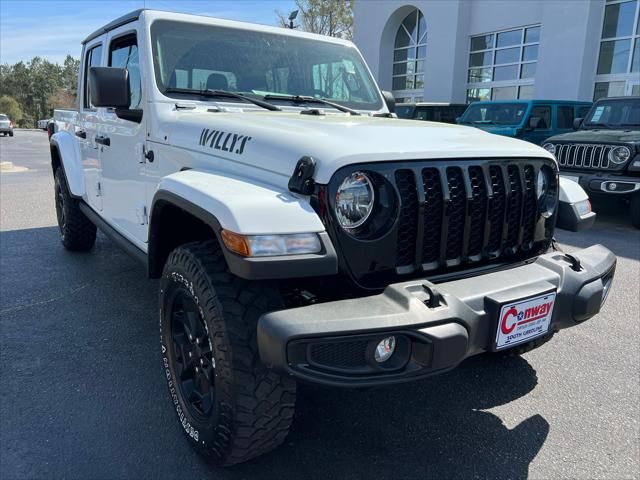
xmin=415 ymin=108 xmax=429 ymax=120
xmin=531 ymin=106 xmax=551 ymax=129
xmin=577 ymin=106 xmax=591 ymax=119
xmin=109 ymin=34 xmax=142 ymax=110
xmin=83 ymin=44 xmax=103 ymax=109
xmin=557 ymin=106 xmax=574 ymax=129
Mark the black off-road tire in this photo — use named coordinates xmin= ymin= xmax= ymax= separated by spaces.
xmin=159 ymin=240 xmax=296 ymax=466
xmin=630 ymin=193 xmax=640 ymax=229
xmin=491 ymin=332 xmax=555 ymax=358
xmin=9 ymin=132 xmax=13 ymax=137
xmin=54 ymin=168 xmax=96 ymax=251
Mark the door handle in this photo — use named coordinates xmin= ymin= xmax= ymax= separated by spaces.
xmin=95 ymin=135 xmax=111 ymax=146
xmin=75 ymin=129 xmax=86 ymax=139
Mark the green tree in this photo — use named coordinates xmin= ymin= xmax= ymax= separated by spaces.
xmin=0 ymin=95 xmax=23 ymax=122
xmin=276 ymin=0 xmax=354 ymax=39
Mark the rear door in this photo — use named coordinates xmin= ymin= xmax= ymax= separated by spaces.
xmin=79 ymin=40 xmax=104 ymax=211
xmin=556 ymin=105 xmax=575 ymax=134
xmin=526 ymin=104 xmax=552 ymax=145
xmin=97 ymin=27 xmax=147 ymax=248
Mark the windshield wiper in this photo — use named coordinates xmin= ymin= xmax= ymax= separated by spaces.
xmin=164 ymin=87 xmax=281 ymax=111
xmin=585 ymin=122 xmax=610 ymax=129
xmin=262 ymin=94 xmax=360 ymax=115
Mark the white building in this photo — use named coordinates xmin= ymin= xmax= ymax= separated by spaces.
xmin=353 ymin=0 xmax=640 ymax=104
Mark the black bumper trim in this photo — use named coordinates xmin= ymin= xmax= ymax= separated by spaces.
xmin=258 ymin=245 xmax=616 ymax=387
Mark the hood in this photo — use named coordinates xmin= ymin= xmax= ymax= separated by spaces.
xmin=163 ymin=110 xmax=554 ymax=184
xmin=546 ymin=128 xmax=640 ymax=144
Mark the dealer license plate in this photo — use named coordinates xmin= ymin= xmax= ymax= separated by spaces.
xmin=495 ymin=292 xmax=556 ymax=350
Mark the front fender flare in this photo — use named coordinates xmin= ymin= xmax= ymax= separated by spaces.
xmin=149 ymin=169 xmax=337 ymax=280
xmin=50 ymin=131 xmax=85 ymax=198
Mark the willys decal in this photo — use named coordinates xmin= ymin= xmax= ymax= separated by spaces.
xmin=198 ymin=128 xmax=252 ymax=155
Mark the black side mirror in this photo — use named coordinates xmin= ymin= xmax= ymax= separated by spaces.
xmin=89 ymin=67 xmax=130 ymax=108
xmin=527 ymin=116 xmax=541 ymax=130
xmin=381 ymin=90 xmax=395 ymax=113
xmin=573 ymin=118 xmax=583 ymax=130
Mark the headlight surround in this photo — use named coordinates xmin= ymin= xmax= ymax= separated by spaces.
xmin=537 ymin=166 xmax=558 ymax=217
xmin=335 ymin=171 xmax=375 ymax=229
xmin=542 ymin=143 xmax=556 ymax=155
xmin=609 ymin=146 xmax=631 ymax=164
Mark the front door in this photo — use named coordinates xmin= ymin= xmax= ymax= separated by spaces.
xmin=526 ymin=105 xmax=552 ymax=145
xmin=97 ymin=28 xmax=147 ymax=249
xmin=79 ymin=40 xmax=104 ymax=211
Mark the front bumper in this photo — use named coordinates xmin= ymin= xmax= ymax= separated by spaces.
xmin=561 ymin=171 xmax=640 ymax=195
xmin=258 ymin=245 xmax=616 ymax=387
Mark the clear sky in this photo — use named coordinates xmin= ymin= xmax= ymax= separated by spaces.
xmin=0 ymin=0 xmax=297 ymax=64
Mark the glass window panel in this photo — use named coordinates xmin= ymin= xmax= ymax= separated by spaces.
xmin=494 ymin=64 xmax=519 ymax=81
xmin=470 ymin=51 xmax=492 ymax=67
xmin=522 ymin=45 xmax=539 ymax=61
xmin=467 ymin=88 xmax=491 ymax=103
xmin=632 ymin=84 xmax=640 ymax=96
xmin=416 ymin=60 xmax=425 ymax=73
xmin=492 ymin=86 xmax=518 ymax=100
xmin=593 ymin=81 xmax=626 ymax=100
xmin=525 ymin=26 xmax=540 ymax=44
xmin=415 ymin=75 xmax=424 ymax=88
xmin=393 ymin=62 xmax=408 ymax=75
xmin=393 ymin=76 xmax=405 ymax=90
xmin=417 ymin=45 xmax=426 ymax=58
xmin=597 ymin=39 xmax=631 ymax=74
xmin=520 ymin=62 xmax=537 ymax=78
xmin=495 ymin=47 xmax=520 ymax=64
xmin=417 ymin=11 xmax=427 ymax=43
xmin=394 ymin=48 xmax=409 ymax=62
xmin=557 ymin=106 xmax=574 ymax=129
xmin=406 ymin=61 xmax=416 ymax=75
xmin=518 ymin=85 xmax=535 ymax=99
xmin=395 ymin=28 xmax=410 ymax=48
xmin=601 ymin=1 xmax=636 ymax=38
xmin=496 ymin=29 xmax=522 ymax=47
xmin=402 ymin=10 xmax=418 ymax=43
xmin=633 ymin=38 xmax=640 ymax=72
xmin=468 ymin=67 xmax=492 ymax=82
xmin=471 ymin=34 xmax=494 ymax=51
xmin=530 ymin=106 xmax=551 ymax=129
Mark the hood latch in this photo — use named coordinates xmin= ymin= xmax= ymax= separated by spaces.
xmin=288 ymin=156 xmax=316 ymax=195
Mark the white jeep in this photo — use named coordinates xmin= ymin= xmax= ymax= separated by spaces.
xmin=51 ymin=9 xmax=616 ymax=466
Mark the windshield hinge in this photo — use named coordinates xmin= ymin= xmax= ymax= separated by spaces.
xmin=288 ymin=156 xmax=316 ymax=195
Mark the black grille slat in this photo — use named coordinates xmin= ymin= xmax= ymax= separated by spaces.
xmin=445 ymin=167 xmax=466 ymax=260
xmin=421 ymin=168 xmax=443 ymax=265
xmin=487 ymin=166 xmax=506 ymax=253
xmin=467 ymin=166 xmax=487 ymax=258
xmin=522 ymin=165 xmax=537 ymax=248
xmin=556 ymin=143 xmax=623 ymax=170
xmin=505 ymin=165 xmax=523 ymax=253
xmin=395 ymin=170 xmax=418 ymax=267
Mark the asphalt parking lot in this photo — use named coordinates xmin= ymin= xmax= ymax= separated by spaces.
xmin=1 ymin=129 xmax=639 ymax=480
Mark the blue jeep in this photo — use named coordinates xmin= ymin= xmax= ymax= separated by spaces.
xmin=458 ymin=100 xmax=592 ymax=145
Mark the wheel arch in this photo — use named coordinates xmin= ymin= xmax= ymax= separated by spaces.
xmin=50 ymin=131 xmax=85 ymax=198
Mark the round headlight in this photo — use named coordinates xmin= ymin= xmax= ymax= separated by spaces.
xmin=542 ymin=143 xmax=556 ymax=155
xmin=335 ymin=172 xmax=374 ymax=229
xmin=609 ymin=146 xmax=631 ymax=164
xmin=537 ymin=167 xmax=557 ymax=216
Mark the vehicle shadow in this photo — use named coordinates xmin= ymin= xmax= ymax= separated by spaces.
xmin=0 ymin=226 xmax=549 ymax=480
xmin=230 ymin=355 xmax=548 ymax=480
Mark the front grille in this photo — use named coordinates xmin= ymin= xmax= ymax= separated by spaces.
xmin=555 ymin=143 xmax=617 ymax=169
xmin=393 ymin=161 xmax=546 ymax=272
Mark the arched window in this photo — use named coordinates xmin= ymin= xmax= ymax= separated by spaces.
xmin=392 ymin=9 xmax=426 ymax=103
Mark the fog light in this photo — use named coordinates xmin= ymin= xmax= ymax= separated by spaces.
xmin=608 ymin=182 xmax=617 ymax=191
xmin=374 ymin=336 xmax=396 ymax=363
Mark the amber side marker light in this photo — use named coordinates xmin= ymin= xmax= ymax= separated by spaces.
xmin=221 ymin=230 xmax=251 ymax=257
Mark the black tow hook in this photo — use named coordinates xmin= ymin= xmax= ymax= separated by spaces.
xmin=422 ymin=283 xmax=443 ymax=308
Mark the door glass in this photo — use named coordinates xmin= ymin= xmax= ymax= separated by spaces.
xmin=83 ymin=44 xmax=103 ymax=109
xmin=530 ymin=106 xmax=551 ymax=129
xmin=109 ymin=34 xmax=142 ymax=110
xmin=557 ymin=106 xmax=574 ymax=129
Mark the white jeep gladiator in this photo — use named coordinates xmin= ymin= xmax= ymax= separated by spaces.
xmin=51 ymin=9 xmax=616 ymax=466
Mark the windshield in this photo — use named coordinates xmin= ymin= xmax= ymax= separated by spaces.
xmin=583 ymin=98 xmax=640 ymax=129
xmin=0 ymin=115 xmax=8 ymax=121
xmin=460 ymin=103 xmax=527 ymax=126
xmin=151 ymin=20 xmax=383 ymax=111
